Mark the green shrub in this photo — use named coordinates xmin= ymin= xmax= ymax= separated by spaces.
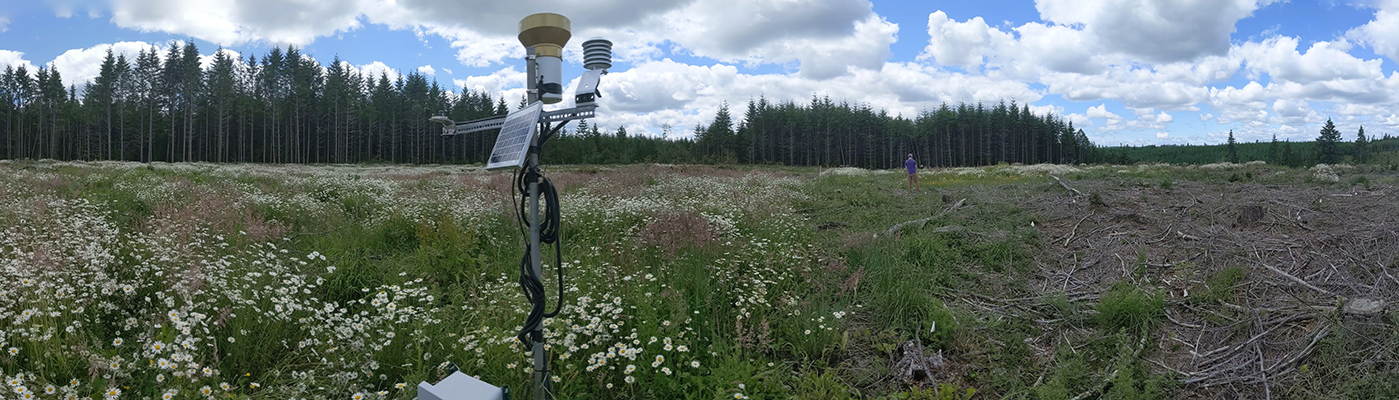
xmin=1200 ymin=267 xmax=1246 ymax=303
xmin=902 ymin=383 xmax=977 ymax=400
xmin=1095 ymin=283 xmax=1164 ymax=335
xmin=793 ymin=370 xmax=854 ymax=400
xmin=1090 ymin=192 xmax=1105 ymax=207
xmin=1351 ymin=175 xmax=1371 ymax=190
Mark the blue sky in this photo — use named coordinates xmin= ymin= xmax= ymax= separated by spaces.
xmin=2 ymin=0 xmax=1398 ymax=145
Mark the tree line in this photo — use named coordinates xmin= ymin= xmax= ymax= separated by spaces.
xmin=684 ymin=97 xmax=1114 ymax=168
xmin=1 ymin=42 xmax=504 ymax=164
xmin=1 ymin=43 xmax=1110 ymax=168
xmin=1113 ymin=118 xmax=1398 ymax=167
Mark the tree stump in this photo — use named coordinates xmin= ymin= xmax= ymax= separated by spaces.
xmin=1235 ymin=204 xmax=1264 ymax=227
xmin=893 ymin=340 xmax=931 ymax=385
xmin=1343 ymin=298 xmax=1386 ymax=317
xmin=893 ymin=340 xmax=947 ymax=386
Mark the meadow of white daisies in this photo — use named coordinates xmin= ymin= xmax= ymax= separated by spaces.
xmin=0 ymin=161 xmax=849 ymax=399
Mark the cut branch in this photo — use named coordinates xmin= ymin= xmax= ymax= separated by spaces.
xmin=1063 ymin=212 xmax=1094 ymax=247
xmin=1052 ymin=175 xmax=1085 ymax=197
xmin=1256 ymin=259 xmax=1336 ymax=297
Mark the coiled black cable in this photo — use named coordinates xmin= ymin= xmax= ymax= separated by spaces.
xmin=515 ymin=125 xmax=565 ymax=345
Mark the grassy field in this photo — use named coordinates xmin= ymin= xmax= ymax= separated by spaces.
xmin=1 ymin=160 xmax=1396 ymax=399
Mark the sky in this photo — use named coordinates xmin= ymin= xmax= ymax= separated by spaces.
xmin=1 ymin=0 xmax=1398 ymax=145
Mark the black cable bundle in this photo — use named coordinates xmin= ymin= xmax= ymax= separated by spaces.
xmin=515 ymin=126 xmax=566 ymax=346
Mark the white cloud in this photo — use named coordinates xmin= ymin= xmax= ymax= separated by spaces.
xmin=0 ymin=50 xmax=37 ymax=73
xmin=197 ymin=48 xmax=243 ymax=70
xmin=581 ymin=58 xmax=1042 ymax=138
xmin=22 ymin=0 xmax=1399 ymax=145
xmin=1346 ymin=1 xmax=1399 ymax=62
xmin=1155 ymin=111 xmax=1173 ymax=124
xmin=1271 ymin=98 xmax=1311 ymax=118
xmin=1334 ymin=102 xmax=1392 ymax=117
xmin=1084 ymin=103 xmax=1126 ymax=130
xmin=1040 ymin=68 xmax=1212 ymax=110
xmin=612 ymin=0 xmax=894 ymax=79
xmin=1209 ymin=81 xmax=1270 ymax=125
xmin=422 ymin=26 xmax=520 ymax=68
xmin=918 ymin=12 xmax=1101 ymax=77
xmin=1122 ymin=110 xmax=1173 ymax=130
xmin=355 ymin=61 xmax=401 ymax=83
xmin=1010 ymin=22 xmax=1103 ymax=75
xmin=1034 ymin=0 xmax=1275 ymax=63
xmin=1064 ymin=113 xmax=1091 ymax=127
xmin=1085 ymin=104 xmax=1117 ymax=119
xmin=919 ymin=11 xmax=1012 ymax=71
xmin=109 ymin=0 xmax=369 ymax=46
xmin=0 ymin=16 xmax=9 ymax=33
xmin=1156 ymin=132 xmax=1169 ymax=138
xmin=1235 ymin=37 xmax=1383 ymax=84
xmin=918 ymin=11 xmax=1237 ymax=111
xmin=50 ymin=41 xmax=158 ymax=88
xmin=1270 ymin=98 xmax=1320 ymax=127
xmin=98 ymin=0 xmax=894 ymax=78
xmin=453 ymin=66 xmax=524 ymax=99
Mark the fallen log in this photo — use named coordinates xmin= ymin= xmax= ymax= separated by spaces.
xmin=1052 ymin=175 xmax=1085 ymax=197
xmin=886 ymin=198 xmax=966 ymax=236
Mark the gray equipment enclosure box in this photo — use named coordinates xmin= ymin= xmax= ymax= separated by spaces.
xmin=417 ymin=372 xmax=507 ymax=400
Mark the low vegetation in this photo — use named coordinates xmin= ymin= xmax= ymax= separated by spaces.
xmin=1 ymin=159 xmax=1395 ymax=399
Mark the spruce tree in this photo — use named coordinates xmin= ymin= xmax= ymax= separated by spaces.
xmin=1281 ymin=141 xmax=1295 ymax=167
xmin=1226 ymin=129 xmax=1238 ymax=163
xmin=1355 ymin=126 xmax=1369 ymax=164
xmin=705 ymin=101 xmax=734 ymax=157
xmin=494 ymin=97 xmax=508 ymax=115
xmin=86 ymin=48 xmax=117 ymax=160
xmin=1266 ymin=134 xmax=1278 ymax=164
xmin=1315 ymin=118 xmax=1341 ymax=164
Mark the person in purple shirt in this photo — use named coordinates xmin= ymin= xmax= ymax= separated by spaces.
xmin=905 ymin=153 xmax=919 ymax=191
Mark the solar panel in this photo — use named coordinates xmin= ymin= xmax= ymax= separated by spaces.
xmin=485 ymin=102 xmax=544 ymax=170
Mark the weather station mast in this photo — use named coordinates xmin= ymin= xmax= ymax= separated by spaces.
xmin=418 ymin=12 xmax=612 ymax=400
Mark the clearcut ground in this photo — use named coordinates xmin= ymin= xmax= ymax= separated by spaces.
xmin=0 ymin=160 xmax=1395 ymax=399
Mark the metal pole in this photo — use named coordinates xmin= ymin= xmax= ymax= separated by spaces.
xmin=528 ymin=144 xmax=547 ymax=400
xmin=525 ymin=46 xmax=549 ymax=400
xmin=526 ymin=47 xmax=539 ymax=105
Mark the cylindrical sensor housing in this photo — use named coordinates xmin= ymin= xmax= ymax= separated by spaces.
xmin=582 ymin=38 xmax=613 ymax=71
xmin=535 ymin=55 xmax=563 ymax=104
xmin=519 ymin=13 xmax=571 ymax=104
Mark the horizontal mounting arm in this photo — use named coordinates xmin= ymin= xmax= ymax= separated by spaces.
xmin=541 ymin=104 xmax=596 ymax=124
xmin=440 ymin=115 xmax=508 ymax=136
xmin=434 ymin=104 xmax=598 ymax=136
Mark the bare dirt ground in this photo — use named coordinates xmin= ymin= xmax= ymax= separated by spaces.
xmin=1002 ymin=174 xmax=1399 ymax=398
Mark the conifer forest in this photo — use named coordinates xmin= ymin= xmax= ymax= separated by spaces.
xmin=0 ymin=44 xmax=1114 ymax=167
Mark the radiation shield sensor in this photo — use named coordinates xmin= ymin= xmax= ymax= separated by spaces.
xmin=485 ymin=102 xmax=544 ymax=170
xmin=575 ymin=38 xmax=612 ymax=105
